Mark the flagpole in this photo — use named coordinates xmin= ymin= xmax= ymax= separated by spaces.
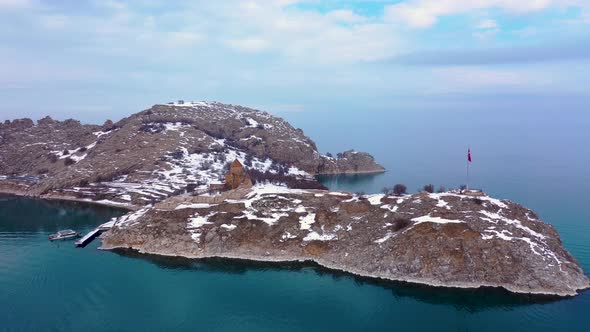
xmin=466 ymin=147 xmax=470 ymax=191
xmin=467 ymin=156 xmax=469 ymax=190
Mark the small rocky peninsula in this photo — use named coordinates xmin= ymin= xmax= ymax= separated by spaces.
xmin=1 ymin=101 xmax=588 ymax=296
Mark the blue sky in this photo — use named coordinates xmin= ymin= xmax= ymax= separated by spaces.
xmin=0 ymin=0 xmax=589 ymax=123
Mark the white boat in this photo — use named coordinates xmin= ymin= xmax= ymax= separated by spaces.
xmin=49 ymin=229 xmax=80 ymax=241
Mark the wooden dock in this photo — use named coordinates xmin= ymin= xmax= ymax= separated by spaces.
xmin=75 ymin=220 xmax=116 ymax=247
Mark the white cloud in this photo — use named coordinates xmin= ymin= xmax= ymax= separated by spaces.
xmin=5 ymin=0 xmax=398 ymax=64
xmin=0 ymin=0 xmax=32 ymax=10
xmin=94 ymin=0 xmax=126 ymax=11
xmin=385 ymin=0 xmax=553 ymax=28
xmin=476 ymin=19 xmax=498 ymax=29
xmin=1 ymin=0 xmax=589 ymax=115
xmin=199 ymin=1 xmax=400 ymax=63
xmin=474 ymin=19 xmax=500 ymax=40
xmin=326 ymin=9 xmax=367 ymax=23
xmin=384 ymin=3 xmax=436 ymax=28
xmin=227 ymin=37 xmax=269 ymax=53
xmin=166 ymin=31 xmax=204 ymax=48
xmin=473 ymin=28 xmax=500 ymax=40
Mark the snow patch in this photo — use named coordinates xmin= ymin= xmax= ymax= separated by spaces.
xmin=287 ymin=166 xmax=309 ymax=177
xmin=299 ymin=213 xmax=316 ymax=230
xmin=240 ymin=135 xmax=263 ymax=141
xmin=220 ymin=224 xmax=237 ymax=230
xmin=367 ymin=194 xmax=385 ymax=205
xmin=374 ymin=232 xmax=395 ymax=244
xmin=380 ymin=204 xmax=398 ymax=212
xmin=479 ymin=210 xmax=545 ymax=239
xmin=411 ymin=215 xmax=465 ymax=225
xmin=245 ymin=117 xmax=259 ymax=128
xmin=303 ymin=231 xmax=336 ymax=241
xmin=175 ymin=203 xmax=217 ymax=210
xmin=294 ymin=206 xmax=307 ymax=213
xmin=281 ymin=231 xmax=297 ymax=241
xmin=187 ymin=212 xmax=216 ymax=229
xmin=329 ymin=192 xmax=349 ymax=197
xmin=115 ymin=207 xmax=150 ymax=228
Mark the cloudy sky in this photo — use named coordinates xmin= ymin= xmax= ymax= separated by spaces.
xmin=1 ymin=0 xmax=589 ymax=123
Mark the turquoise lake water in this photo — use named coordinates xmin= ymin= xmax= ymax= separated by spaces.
xmin=1 ymin=108 xmax=589 ymax=331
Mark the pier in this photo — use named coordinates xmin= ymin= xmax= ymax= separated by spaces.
xmin=75 ymin=220 xmax=115 ymax=247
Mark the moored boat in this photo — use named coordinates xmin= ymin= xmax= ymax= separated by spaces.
xmin=49 ymin=229 xmax=80 ymax=241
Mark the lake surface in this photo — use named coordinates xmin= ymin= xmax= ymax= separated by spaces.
xmin=1 ymin=108 xmax=590 ymax=331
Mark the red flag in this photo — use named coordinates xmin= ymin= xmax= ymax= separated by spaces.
xmin=468 ymin=148 xmax=472 ymax=162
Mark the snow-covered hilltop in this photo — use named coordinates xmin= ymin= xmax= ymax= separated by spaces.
xmin=0 ymin=101 xmax=383 ymax=207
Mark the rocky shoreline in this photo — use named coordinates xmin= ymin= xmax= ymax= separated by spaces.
xmin=100 ymin=245 xmax=590 ymax=297
xmin=0 ymin=183 xmax=137 ymax=210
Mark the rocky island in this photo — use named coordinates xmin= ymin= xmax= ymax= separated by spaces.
xmin=0 ymin=101 xmax=383 ymax=205
xmin=1 ymin=101 xmax=588 ymax=297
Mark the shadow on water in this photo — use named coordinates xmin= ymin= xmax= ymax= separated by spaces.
xmin=112 ymin=248 xmax=568 ymax=312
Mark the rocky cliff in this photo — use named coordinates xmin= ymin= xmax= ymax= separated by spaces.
xmin=100 ymin=186 xmax=590 ymax=297
xmin=0 ymin=101 xmax=384 ymax=207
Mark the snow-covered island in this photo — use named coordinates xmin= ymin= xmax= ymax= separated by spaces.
xmin=99 ymin=182 xmax=590 ymax=297
xmin=1 ymin=101 xmax=588 ymax=296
